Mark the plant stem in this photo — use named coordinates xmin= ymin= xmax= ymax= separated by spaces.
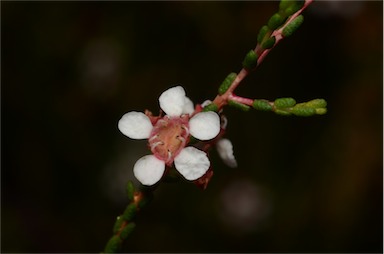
xmin=212 ymin=0 xmax=313 ymax=111
xmin=103 ymin=185 xmax=155 ymax=253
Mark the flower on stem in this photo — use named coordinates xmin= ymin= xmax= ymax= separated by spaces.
xmin=118 ymin=86 xmax=221 ymax=186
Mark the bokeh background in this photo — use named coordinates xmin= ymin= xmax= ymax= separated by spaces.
xmin=2 ymin=1 xmax=382 ymax=253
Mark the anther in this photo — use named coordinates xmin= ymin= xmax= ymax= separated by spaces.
xmin=148 ymin=134 xmax=159 ymax=142
xmin=181 ymin=125 xmax=189 ymax=136
xmin=177 ymin=136 xmax=185 ymax=143
xmin=150 ymin=141 xmax=164 ymax=150
xmin=167 ymin=150 xmax=172 ymax=162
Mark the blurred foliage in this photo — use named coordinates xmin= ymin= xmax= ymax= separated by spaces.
xmin=2 ymin=1 xmax=382 ymax=253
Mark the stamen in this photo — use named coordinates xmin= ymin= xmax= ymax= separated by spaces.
xmin=177 ymin=136 xmax=185 ymax=143
xmin=148 ymin=134 xmax=159 ymax=142
xmin=181 ymin=124 xmax=189 ymax=136
xmin=150 ymin=141 xmax=164 ymax=150
xmin=166 ymin=149 xmax=172 ymax=163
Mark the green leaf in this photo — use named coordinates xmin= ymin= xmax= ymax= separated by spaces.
xmin=113 ymin=216 xmax=124 ymax=234
xmin=268 ymin=13 xmax=284 ymax=30
xmin=253 ymin=99 xmax=273 ymax=111
xmin=291 ymin=106 xmax=316 ymax=116
xmin=279 ymin=0 xmax=295 ymax=11
xmin=228 ymin=100 xmax=251 ymax=111
xmin=104 ymin=236 xmax=122 ymax=253
xmin=126 ymin=181 xmax=135 ymax=202
xmin=122 ymin=203 xmax=137 ymax=221
xmin=120 ymin=222 xmax=136 ymax=240
xmin=261 ymin=36 xmax=276 ymax=49
xmin=275 ymin=109 xmax=291 ymax=116
xmin=218 ymin=72 xmax=237 ymax=95
xmin=282 ymin=15 xmax=304 ymax=37
xmin=274 ymin=97 xmax=296 ymax=108
xmin=202 ymin=103 xmax=219 ymax=112
xmin=242 ymin=50 xmax=258 ymax=70
xmin=305 ymin=98 xmax=327 ymax=108
xmin=257 ymin=25 xmax=270 ymax=44
xmin=284 ymin=1 xmax=304 ymax=16
xmin=315 ymin=108 xmax=327 ymax=115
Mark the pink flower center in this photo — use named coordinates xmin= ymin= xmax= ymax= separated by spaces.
xmin=148 ymin=115 xmax=190 ymax=165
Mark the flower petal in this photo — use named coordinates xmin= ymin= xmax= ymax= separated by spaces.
xmin=182 ymin=96 xmax=195 ymax=115
xmin=189 ymin=111 xmax=220 ymax=140
xmin=133 ymin=155 xmax=166 ymax=186
xmin=216 ymin=138 xmax=237 ymax=168
xmin=174 ymin=147 xmax=210 ymax=181
xmin=159 ymin=86 xmax=186 ymax=116
xmin=118 ymin=111 xmax=153 ymax=139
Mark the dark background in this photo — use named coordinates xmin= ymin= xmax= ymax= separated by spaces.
xmin=2 ymin=1 xmax=382 ymax=253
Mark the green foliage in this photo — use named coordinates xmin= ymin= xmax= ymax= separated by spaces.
xmin=257 ymin=25 xmax=270 ymax=44
xmin=291 ymin=106 xmax=316 ymax=116
xmin=242 ymin=50 xmax=258 ymax=70
xmin=218 ymin=72 xmax=237 ymax=95
xmin=279 ymin=0 xmax=294 ymax=11
xmin=282 ymin=15 xmax=304 ymax=37
xmin=119 ymin=222 xmax=136 ymax=240
xmin=253 ymin=99 xmax=273 ymax=111
xmin=274 ymin=97 xmax=296 ymax=108
xmin=315 ymin=108 xmax=327 ymax=115
xmin=122 ymin=203 xmax=137 ymax=221
xmin=104 ymin=236 xmax=122 ymax=253
xmin=113 ymin=216 xmax=124 ymax=234
xmin=228 ymin=100 xmax=250 ymax=111
xmin=275 ymin=109 xmax=292 ymax=116
xmin=261 ymin=36 xmax=276 ymax=49
xmin=252 ymin=97 xmax=327 ymax=117
xmin=202 ymin=103 xmax=219 ymax=112
xmin=126 ymin=181 xmax=135 ymax=202
xmin=280 ymin=0 xmax=304 ymax=16
xmin=273 ymin=98 xmax=327 ymax=116
xmin=268 ymin=13 xmax=285 ymax=30
xmin=305 ymin=98 xmax=327 ymax=108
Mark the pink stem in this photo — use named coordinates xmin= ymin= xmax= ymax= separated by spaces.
xmin=257 ymin=0 xmax=313 ymax=64
xmin=212 ymin=0 xmax=313 ymax=111
xmin=228 ymin=94 xmax=254 ymax=106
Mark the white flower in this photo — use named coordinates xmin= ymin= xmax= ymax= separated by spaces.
xmin=118 ymin=86 xmax=221 ymax=186
xmin=216 ymin=138 xmax=237 ymax=168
